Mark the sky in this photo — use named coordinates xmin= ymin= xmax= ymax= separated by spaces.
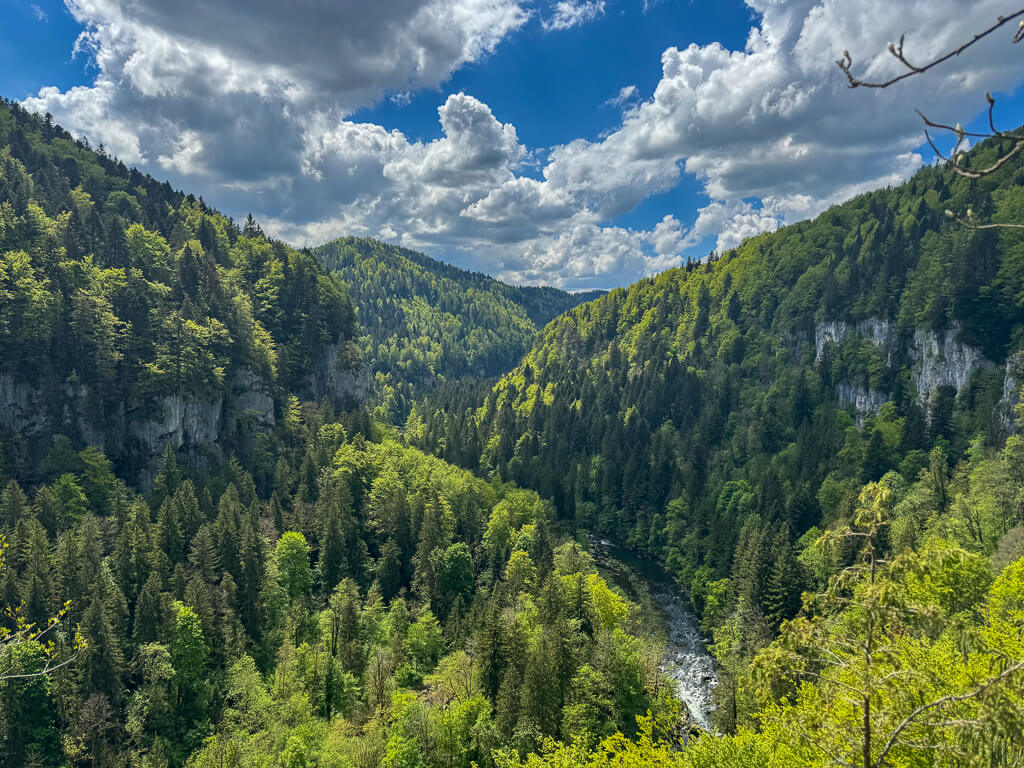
xmin=2 ymin=0 xmax=1024 ymax=289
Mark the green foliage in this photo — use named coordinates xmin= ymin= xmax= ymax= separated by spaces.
xmin=0 ymin=99 xmax=356 ymax=480
xmin=276 ymin=532 xmax=313 ymax=600
xmin=311 ymin=237 xmax=600 ymax=422
xmin=411 ymin=132 xmax=1024 ymax=652
xmin=3 ymin=90 xmax=1024 ymax=768
xmin=0 ymin=410 xmax=662 ymax=768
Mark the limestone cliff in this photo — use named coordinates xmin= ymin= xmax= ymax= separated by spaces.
xmin=814 ymin=318 xmax=1021 ymax=425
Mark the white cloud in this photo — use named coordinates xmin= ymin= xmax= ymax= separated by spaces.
xmin=31 ymin=4 xmax=48 ymax=22
xmin=701 ymin=201 xmax=781 ymax=254
xmin=605 ymin=84 xmax=639 ymax=108
xmin=21 ymin=0 xmax=1024 ymax=289
xmin=157 ymin=130 xmax=205 ymax=177
xmin=542 ymin=0 xmax=606 ymax=32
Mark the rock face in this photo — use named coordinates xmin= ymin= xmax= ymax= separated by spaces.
xmin=0 ymin=367 xmax=277 ymax=469
xmin=834 ymin=383 xmax=889 ymax=417
xmin=0 ymin=341 xmax=368 ymax=473
xmin=815 ymin=318 xmax=1020 ymax=422
xmin=310 ymin=342 xmax=370 ymax=408
xmin=0 ymin=375 xmax=49 ymax=435
xmin=130 ymin=395 xmax=225 ymax=456
xmin=816 ymin=318 xmax=898 ymax=365
xmin=909 ymin=325 xmax=990 ymax=396
xmin=999 ymin=353 xmax=1024 ymax=430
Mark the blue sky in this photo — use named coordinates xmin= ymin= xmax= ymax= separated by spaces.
xmin=4 ymin=0 xmax=1024 ymax=288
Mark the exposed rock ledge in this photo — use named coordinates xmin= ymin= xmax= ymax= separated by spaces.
xmin=815 ymin=318 xmax=1021 ymax=425
xmin=310 ymin=342 xmax=370 ymax=408
xmin=0 ymin=367 xmax=276 ymax=464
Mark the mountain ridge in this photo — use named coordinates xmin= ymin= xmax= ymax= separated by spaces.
xmin=410 ymin=130 xmax=1024 ymax=611
xmin=311 ymin=236 xmax=603 ymax=422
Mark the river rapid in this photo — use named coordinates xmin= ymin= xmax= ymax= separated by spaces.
xmin=588 ymin=537 xmax=718 ymax=732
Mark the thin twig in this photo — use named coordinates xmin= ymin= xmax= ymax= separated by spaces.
xmin=946 ymin=210 xmax=1024 ymax=230
xmin=0 ymin=654 xmax=79 ymax=681
xmin=874 ymin=660 xmax=1024 ymax=767
xmin=836 ymin=10 xmax=1024 ymax=89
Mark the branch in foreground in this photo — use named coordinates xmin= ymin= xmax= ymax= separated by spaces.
xmin=873 ymin=659 xmax=1024 ymax=768
xmin=945 ymin=209 xmax=1024 ymax=231
xmin=836 ymin=10 xmax=1024 ymax=89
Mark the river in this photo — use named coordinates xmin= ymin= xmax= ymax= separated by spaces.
xmin=588 ymin=536 xmax=718 ymax=732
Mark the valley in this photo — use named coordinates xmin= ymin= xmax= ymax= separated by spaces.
xmin=589 ymin=536 xmax=717 ymax=732
xmin=2 ymin=79 xmax=1024 ymax=768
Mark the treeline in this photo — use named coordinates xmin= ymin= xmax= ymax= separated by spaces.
xmin=311 ymin=237 xmax=600 ymax=423
xmin=0 ymin=98 xmax=357 ymax=477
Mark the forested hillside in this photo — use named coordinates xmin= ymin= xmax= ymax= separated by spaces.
xmin=312 ymin=237 xmax=601 ymax=422
xmin=2 ymin=99 xmax=1024 ymax=768
xmin=409 ymin=134 xmax=1024 ymax=740
xmin=0 ymin=99 xmax=358 ymax=482
xmin=1 ymin=414 xmax=670 ymax=767
xmin=0 ymin=103 xmax=672 ymax=768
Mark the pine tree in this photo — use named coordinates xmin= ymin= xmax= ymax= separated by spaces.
xmin=187 ymin=523 xmax=220 ymax=584
xmin=134 ymin=571 xmax=167 ymax=644
xmin=80 ymin=593 xmax=125 ymax=703
xmin=175 ymin=480 xmax=203 ymax=542
xmin=155 ymin=498 xmax=184 ymax=565
xmin=112 ymin=501 xmax=152 ymax=610
xmin=327 ymin=578 xmax=362 ymax=673
xmin=0 ymin=479 xmax=28 ymax=529
xmin=18 ymin=519 xmax=52 ymax=626
xmin=763 ymin=527 xmax=802 ymax=628
xmin=318 ymin=500 xmax=346 ymax=594
xmin=237 ymin=518 xmax=265 ymax=639
xmin=478 ymin=598 xmax=506 ymax=701
xmin=151 ymin=444 xmax=182 ymax=508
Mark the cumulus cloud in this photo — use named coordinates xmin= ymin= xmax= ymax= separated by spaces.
xmin=21 ymin=0 xmax=1024 ymax=288
xmin=542 ymin=0 xmax=606 ymax=32
xmin=568 ymin=0 xmax=1022 ymax=228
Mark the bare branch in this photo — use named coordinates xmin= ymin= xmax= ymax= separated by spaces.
xmin=836 ymin=10 xmax=1024 ymax=89
xmin=0 ymin=653 xmax=79 ymax=681
xmin=944 ymin=209 xmax=1024 ymax=231
xmin=917 ymin=108 xmax=1024 ymax=178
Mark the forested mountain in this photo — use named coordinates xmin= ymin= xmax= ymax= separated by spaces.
xmin=0 ymin=102 xmax=667 ymax=768
xmin=409 ymin=134 xmax=1024 ymax=742
xmin=2 ymin=101 xmax=1024 ymax=768
xmin=311 ymin=237 xmax=602 ymax=422
xmin=0 ymin=99 xmax=359 ymax=482
xmin=413 ymin=134 xmax=1024 ymax=587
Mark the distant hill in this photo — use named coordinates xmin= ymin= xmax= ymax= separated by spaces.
xmin=310 ymin=236 xmax=602 ymax=421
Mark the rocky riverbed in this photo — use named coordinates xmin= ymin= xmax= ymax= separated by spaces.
xmin=588 ymin=536 xmax=718 ymax=731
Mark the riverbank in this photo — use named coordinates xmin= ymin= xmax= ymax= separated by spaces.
xmin=586 ymin=535 xmax=718 ymax=732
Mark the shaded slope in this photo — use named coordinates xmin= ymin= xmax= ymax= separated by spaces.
xmin=0 ymin=99 xmax=358 ymax=479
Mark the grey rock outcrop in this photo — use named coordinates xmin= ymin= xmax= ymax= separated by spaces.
xmin=310 ymin=342 xmax=369 ymax=408
xmin=909 ymin=325 xmax=990 ymax=397
xmin=815 ymin=318 xmax=1021 ymax=423
xmin=0 ymin=374 xmax=49 ymax=435
xmin=1 ymin=366 xmax=278 ymax=467
xmin=130 ymin=395 xmax=224 ymax=455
